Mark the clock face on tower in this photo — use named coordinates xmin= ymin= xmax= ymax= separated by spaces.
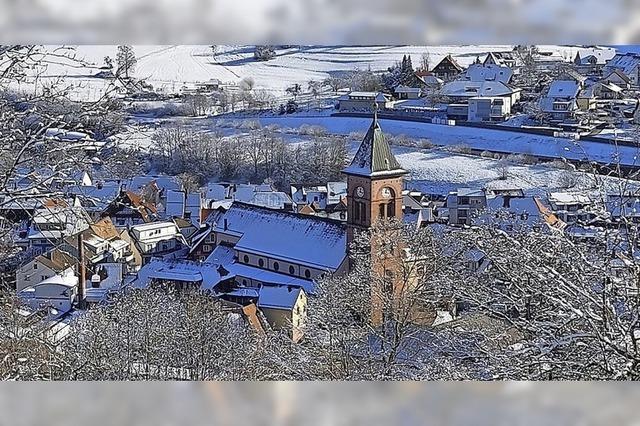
xmin=355 ymin=186 xmax=365 ymax=198
xmin=381 ymin=187 xmax=392 ymax=199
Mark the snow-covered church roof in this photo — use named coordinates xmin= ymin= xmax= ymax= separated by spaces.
xmin=215 ymin=202 xmax=347 ymax=271
xmin=342 ymin=114 xmax=406 ymax=178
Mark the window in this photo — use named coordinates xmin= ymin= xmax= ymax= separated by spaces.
xmin=203 ymin=244 xmax=211 ymax=252
xmin=33 ymin=264 xmax=38 ymax=269
xmin=258 ymin=258 xmax=264 ymax=268
xmin=379 ymin=204 xmax=385 ymax=218
xmin=386 ymin=201 xmax=395 ymax=218
xmin=243 ymin=254 xmax=249 ymax=263
xmin=273 ymin=262 xmax=279 ymax=271
xmin=242 ymin=279 xmax=248 ymax=286
xmin=289 ymin=265 xmax=295 ymax=275
xmin=304 ymin=269 xmax=311 ymax=279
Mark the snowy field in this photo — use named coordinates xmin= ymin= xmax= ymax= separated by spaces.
xmin=232 ymin=115 xmax=640 ymax=168
xmin=15 ymin=44 xmax=614 ymax=100
xmin=201 ymin=118 xmax=630 ymax=197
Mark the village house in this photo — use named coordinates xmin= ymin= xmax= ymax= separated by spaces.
xmin=65 ymin=181 xmax=122 ymax=221
xmin=464 ymin=63 xmax=513 ymax=84
xmin=203 ymin=182 xmax=294 ymax=212
xmin=195 ymin=78 xmax=222 ymax=93
xmin=103 ymin=190 xmax=160 ymax=227
xmin=441 ymin=80 xmax=520 ymax=121
xmin=19 ymin=206 xmax=91 ymax=254
xmin=290 ymin=182 xmax=348 ymax=220
xmin=338 ymin=91 xmax=393 ymax=112
xmin=446 ymin=188 xmax=487 ymax=226
xmin=128 ymin=221 xmax=188 ymax=265
xmin=15 ymin=250 xmax=77 ymax=292
xmin=548 ymin=192 xmax=597 ymax=225
xmin=540 ymin=78 xmax=582 ymax=121
xmin=484 ymin=51 xmax=521 ymax=69
xmin=402 ymin=189 xmax=440 ymax=228
xmin=165 ymin=189 xmax=201 ymax=226
xmin=573 ymin=51 xmax=612 ymax=74
xmin=15 ymin=217 xmax=133 ymax=293
xmin=431 ymin=54 xmax=464 ymax=81
xmin=18 ymin=274 xmax=78 ymax=314
xmin=603 ymin=52 xmax=640 ymax=86
xmin=188 ymin=205 xmax=230 ymax=261
xmin=474 ymin=195 xmax=565 ymax=233
xmin=394 ymin=85 xmax=421 ymax=100
xmin=602 ymin=69 xmax=632 ymax=90
xmin=467 ymin=97 xmax=511 ymax=122
xmin=257 ymin=285 xmax=307 ymax=343
xmin=415 ymin=70 xmax=444 ymax=89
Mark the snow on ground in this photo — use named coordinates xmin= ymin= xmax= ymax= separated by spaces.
xmin=117 ymin=110 xmax=638 ymax=197
xmin=17 ymin=44 xmax=614 ymax=101
xmin=246 ymin=115 xmax=640 ymax=167
xmin=179 ymin=116 xmax=626 ymax=197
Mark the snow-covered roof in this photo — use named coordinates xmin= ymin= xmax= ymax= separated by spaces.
xmin=37 ymin=274 xmax=78 ymax=288
xmin=456 ymin=188 xmax=485 ymax=197
xmin=576 ymin=48 xmax=616 ymax=65
xmin=441 ymin=80 xmax=518 ymax=98
xmin=216 ymin=202 xmax=347 ymax=271
xmin=127 ymin=175 xmax=182 ymax=193
xmin=465 ymin=64 xmax=513 ymax=84
xmin=65 ymin=183 xmax=120 ymax=211
xmin=546 ymin=80 xmax=580 ymax=98
xmin=416 ymin=74 xmax=444 ymax=86
xmin=132 ymin=259 xmax=226 ymax=291
xmin=258 ymin=285 xmax=303 ymax=310
xmin=165 ymin=190 xmax=185 ymax=218
xmin=249 ymin=192 xmax=293 ymax=210
xmin=205 ymin=244 xmax=236 ymax=265
xmin=394 ymin=85 xmax=421 ymax=94
xmin=605 ymin=53 xmax=640 ymax=76
xmin=45 ymin=128 xmax=92 ymax=142
xmin=604 ymin=69 xmax=631 ymax=84
xmin=131 ymin=220 xmax=179 ymax=232
xmin=326 ymin=181 xmax=347 ymax=205
xmin=549 ymin=192 xmax=591 ymax=205
xmin=340 ymin=92 xmax=390 ymax=102
xmin=227 ymin=263 xmax=314 ymax=294
xmin=347 ymin=91 xmax=378 ymax=98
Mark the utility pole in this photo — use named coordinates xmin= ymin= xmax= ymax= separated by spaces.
xmin=77 ymin=232 xmax=86 ymax=309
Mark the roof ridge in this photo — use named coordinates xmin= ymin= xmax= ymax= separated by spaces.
xmin=231 ymin=201 xmax=347 ymax=227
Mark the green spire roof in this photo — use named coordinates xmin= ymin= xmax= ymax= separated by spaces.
xmin=342 ymin=114 xmax=405 ymax=177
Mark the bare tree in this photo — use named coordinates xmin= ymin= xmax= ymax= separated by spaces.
xmin=116 ymin=45 xmax=137 ymax=78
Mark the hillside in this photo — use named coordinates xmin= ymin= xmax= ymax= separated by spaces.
xmin=21 ymin=44 xmax=616 ymax=100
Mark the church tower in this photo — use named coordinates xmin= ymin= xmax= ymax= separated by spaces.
xmin=342 ymin=112 xmax=407 ymax=325
xmin=342 ymin=111 xmax=407 ymax=248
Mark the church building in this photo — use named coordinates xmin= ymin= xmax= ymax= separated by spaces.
xmin=342 ymin=111 xmax=407 ymax=247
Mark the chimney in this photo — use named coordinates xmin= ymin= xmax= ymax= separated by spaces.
xmin=77 ymin=232 xmax=87 ymax=309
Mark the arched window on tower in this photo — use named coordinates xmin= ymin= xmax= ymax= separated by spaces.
xmin=378 ymin=187 xmax=396 ymax=219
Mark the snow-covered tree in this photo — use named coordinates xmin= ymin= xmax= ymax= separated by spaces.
xmin=116 ymin=45 xmax=137 ymax=78
xmin=254 ymin=45 xmax=276 ymax=61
